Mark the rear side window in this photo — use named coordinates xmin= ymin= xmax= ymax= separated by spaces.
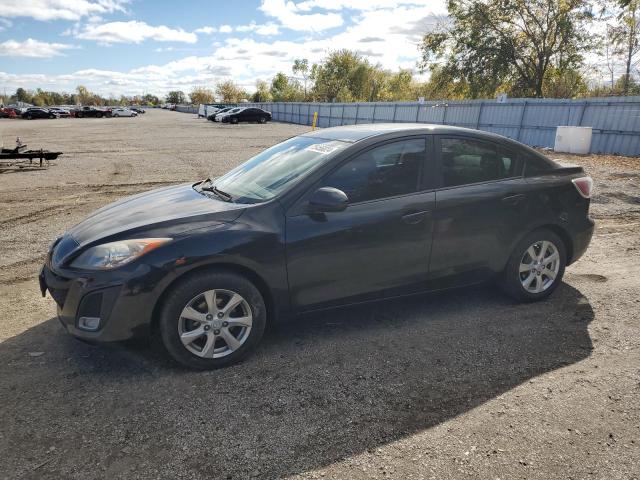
xmin=323 ymin=138 xmax=426 ymax=203
xmin=523 ymin=152 xmax=553 ymax=176
xmin=440 ymin=137 xmax=521 ymax=187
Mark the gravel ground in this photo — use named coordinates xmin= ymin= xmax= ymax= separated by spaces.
xmin=0 ymin=110 xmax=638 ymax=480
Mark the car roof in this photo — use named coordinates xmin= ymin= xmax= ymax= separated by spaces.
xmin=301 ymin=123 xmax=516 ymax=144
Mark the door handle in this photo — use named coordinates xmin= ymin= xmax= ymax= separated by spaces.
xmin=401 ymin=210 xmax=431 ymax=224
xmin=501 ymin=194 xmax=526 ymax=205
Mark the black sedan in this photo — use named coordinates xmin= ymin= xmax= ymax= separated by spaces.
xmin=221 ymin=107 xmax=271 ymax=124
xmin=22 ymin=108 xmax=58 ymax=119
xmin=40 ymin=124 xmax=594 ymax=369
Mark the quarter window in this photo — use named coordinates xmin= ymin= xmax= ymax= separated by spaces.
xmin=440 ymin=138 xmax=521 ymax=187
xmin=323 ymin=139 xmax=426 ymax=203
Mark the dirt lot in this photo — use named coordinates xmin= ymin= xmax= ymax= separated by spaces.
xmin=0 ymin=110 xmax=638 ymax=480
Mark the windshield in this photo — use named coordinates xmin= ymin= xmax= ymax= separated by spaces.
xmin=209 ymin=136 xmax=349 ymax=204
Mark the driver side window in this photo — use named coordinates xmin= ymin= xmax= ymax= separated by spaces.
xmin=322 ymin=138 xmax=426 ymax=204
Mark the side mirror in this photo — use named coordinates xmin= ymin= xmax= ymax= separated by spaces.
xmin=308 ymin=187 xmax=348 ymax=213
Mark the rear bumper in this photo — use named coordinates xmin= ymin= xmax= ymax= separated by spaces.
xmin=40 ymin=263 xmax=155 ymax=342
xmin=569 ymin=217 xmax=595 ymax=265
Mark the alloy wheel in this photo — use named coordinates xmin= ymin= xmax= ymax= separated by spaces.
xmin=519 ymin=240 xmax=560 ymax=294
xmin=178 ymin=289 xmax=253 ymax=358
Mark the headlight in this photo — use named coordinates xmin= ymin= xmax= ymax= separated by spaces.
xmin=70 ymin=238 xmax=172 ymax=270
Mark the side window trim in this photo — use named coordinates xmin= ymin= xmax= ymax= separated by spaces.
xmin=434 ymin=135 xmax=525 ymax=190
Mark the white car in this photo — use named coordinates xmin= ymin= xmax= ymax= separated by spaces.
xmin=214 ymin=107 xmax=243 ymax=122
xmin=111 ymin=108 xmax=137 ymax=117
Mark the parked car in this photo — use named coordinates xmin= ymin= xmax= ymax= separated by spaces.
xmin=1 ymin=107 xmax=20 ymax=118
xmin=111 ymin=108 xmax=138 ymax=117
xmin=221 ymin=107 xmax=271 ymax=124
xmin=48 ymin=107 xmax=71 ymax=118
xmin=39 ymin=124 xmax=594 ymax=369
xmin=74 ymin=106 xmax=108 ymax=118
xmin=0 ymin=107 xmax=17 ymax=118
xmin=22 ymin=108 xmax=58 ymax=120
xmin=130 ymin=107 xmax=146 ymax=114
xmin=207 ymin=107 xmax=233 ymax=121
xmin=213 ymin=107 xmax=244 ymax=122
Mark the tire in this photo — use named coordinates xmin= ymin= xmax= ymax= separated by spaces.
xmin=259 ymin=116 xmax=267 ymax=124
xmin=49 ymin=114 xmax=55 ymax=119
xmin=230 ymin=117 xmax=238 ymax=124
xmin=158 ymin=271 xmax=267 ymax=369
xmin=113 ymin=113 xmax=119 ymax=117
xmin=500 ymin=228 xmax=566 ymax=302
xmin=26 ymin=114 xmax=32 ymax=120
xmin=98 ymin=113 xmax=103 ymax=118
xmin=76 ymin=113 xmax=83 ymax=118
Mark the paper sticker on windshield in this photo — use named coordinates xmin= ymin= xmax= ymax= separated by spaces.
xmin=305 ymin=142 xmax=344 ymax=155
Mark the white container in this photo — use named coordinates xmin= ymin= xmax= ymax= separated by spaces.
xmin=554 ymin=126 xmax=592 ymax=154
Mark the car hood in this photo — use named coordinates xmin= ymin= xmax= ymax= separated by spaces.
xmin=66 ymin=183 xmax=246 ymax=248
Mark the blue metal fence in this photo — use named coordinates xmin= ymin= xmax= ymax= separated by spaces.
xmin=243 ymin=97 xmax=640 ymax=156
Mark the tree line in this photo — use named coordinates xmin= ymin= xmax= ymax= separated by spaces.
xmin=0 ymin=86 xmax=161 ymax=107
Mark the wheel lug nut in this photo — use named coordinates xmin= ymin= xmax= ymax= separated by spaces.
xmin=222 ymin=321 xmax=228 ymax=327
xmin=204 ymin=325 xmax=210 ymax=331
xmin=217 ymin=312 xmax=224 ymax=318
xmin=213 ymin=329 xmax=220 ymax=335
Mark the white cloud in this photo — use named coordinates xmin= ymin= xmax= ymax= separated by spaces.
xmin=0 ymin=0 xmax=129 ymax=22
xmin=0 ymin=38 xmax=76 ymax=57
xmin=75 ymin=21 xmax=198 ymax=44
xmin=0 ymin=2 xmax=446 ymax=96
xmin=0 ymin=18 xmax=12 ymax=31
xmin=219 ymin=24 xmax=233 ymax=33
xmin=260 ymin=0 xmax=344 ymax=31
xmin=295 ymin=0 xmax=430 ymax=11
xmin=236 ymin=22 xmax=280 ymax=36
xmin=195 ymin=26 xmax=216 ymax=34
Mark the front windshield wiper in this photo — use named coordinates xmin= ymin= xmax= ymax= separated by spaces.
xmin=198 ymin=178 xmax=233 ymax=202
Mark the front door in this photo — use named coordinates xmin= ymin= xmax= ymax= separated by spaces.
xmin=285 ymin=136 xmax=436 ymax=310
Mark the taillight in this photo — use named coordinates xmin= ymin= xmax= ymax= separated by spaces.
xmin=572 ymin=176 xmax=593 ymax=199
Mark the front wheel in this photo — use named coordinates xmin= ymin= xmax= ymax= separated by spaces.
xmin=230 ymin=117 xmax=238 ymax=124
xmin=500 ymin=228 xmax=566 ymax=302
xmin=158 ymin=271 xmax=267 ymax=369
xmin=259 ymin=116 xmax=267 ymax=124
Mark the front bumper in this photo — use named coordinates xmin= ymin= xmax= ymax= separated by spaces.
xmin=40 ymin=263 xmax=155 ymax=342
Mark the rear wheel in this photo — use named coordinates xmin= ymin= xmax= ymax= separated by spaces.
xmin=26 ymin=114 xmax=32 ymax=120
xmin=158 ymin=271 xmax=267 ymax=369
xmin=500 ymin=228 xmax=566 ymax=302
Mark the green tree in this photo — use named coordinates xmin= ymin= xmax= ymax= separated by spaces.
xmin=76 ymin=85 xmax=94 ymax=105
xmin=142 ymin=94 xmax=160 ymax=106
xmin=608 ymin=0 xmax=640 ymax=94
xmin=189 ymin=86 xmax=215 ymax=104
xmin=292 ymin=58 xmax=310 ymax=97
xmin=215 ymin=80 xmax=244 ymax=102
xmin=420 ymin=0 xmax=594 ymax=98
xmin=270 ymin=73 xmax=304 ymax=101
xmin=252 ymin=80 xmax=273 ymax=102
xmin=15 ymin=87 xmax=32 ymax=104
xmin=166 ymin=90 xmax=186 ymax=104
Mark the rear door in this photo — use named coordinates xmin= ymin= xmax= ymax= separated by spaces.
xmin=285 ymin=136 xmax=437 ymax=309
xmin=428 ymin=135 xmax=528 ymax=287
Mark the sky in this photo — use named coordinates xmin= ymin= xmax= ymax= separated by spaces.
xmin=0 ymin=0 xmax=447 ymax=98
